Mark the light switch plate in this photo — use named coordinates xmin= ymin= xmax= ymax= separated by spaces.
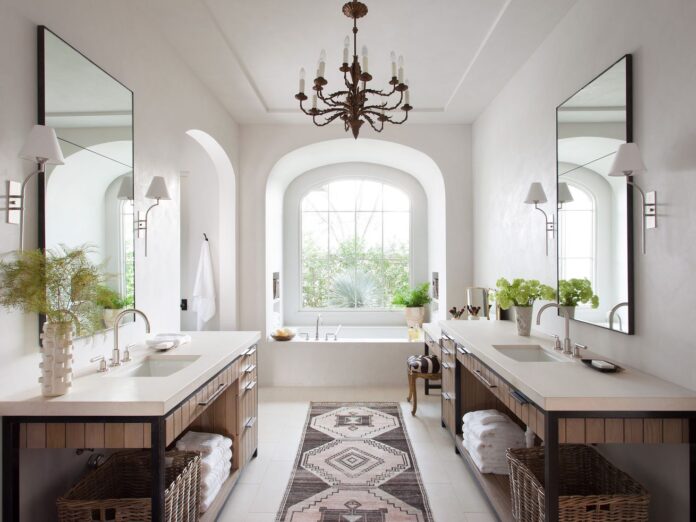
xmin=645 ymin=190 xmax=657 ymax=229
xmin=6 ymin=180 xmax=21 ymax=225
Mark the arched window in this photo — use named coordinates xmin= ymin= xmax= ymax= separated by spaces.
xmin=300 ymin=179 xmax=410 ymax=309
xmin=559 ymin=183 xmax=596 ymax=289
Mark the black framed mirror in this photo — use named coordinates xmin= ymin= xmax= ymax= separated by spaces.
xmin=37 ymin=26 xmax=135 ymax=335
xmin=556 ymin=55 xmax=633 ymax=334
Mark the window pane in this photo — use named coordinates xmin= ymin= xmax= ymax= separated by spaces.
xmin=328 ymin=179 xmax=357 ymax=211
xmin=561 ymin=211 xmax=593 ymax=258
xmin=561 ymin=258 xmax=593 ymax=281
xmin=356 ymin=180 xmax=382 ymax=211
xmin=302 ymin=211 xmax=328 ymax=256
xmin=383 ymin=184 xmax=410 ymax=211
xmin=383 ymin=212 xmax=410 ymax=257
xmin=302 ymin=258 xmax=332 ymax=308
xmin=356 ymin=211 xmax=382 ymax=252
xmin=302 ymin=187 xmax=329 ymax=211
xmin=329 ymin=211 xmax=355 ymax=255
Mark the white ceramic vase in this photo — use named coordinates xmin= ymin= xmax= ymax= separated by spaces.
xmin=39 ymin=321 xmax=74 ymax=397
xmin=405 ymin=306 xmax=425 ymax=328
xmin=514 ymin=306 xmax=533 ymax=337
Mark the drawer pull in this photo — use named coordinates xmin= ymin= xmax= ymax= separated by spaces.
xmin=441 ymin=347 xmax=453 ymax=357
xmin=473 ymin=369 xmax=496 ymax=388
xmin=243 ymin=364 xmax=257 ymax=374
xmin=244 ymin=380 xmax=257 ymax=392
xmin=441 ymin=362 xmax=452 ymax=370
xmin=244 ymin=416 xmax=257 ymax=429
xmin=456 ymin=345 xmax=471 ymax=355
xmin=442 ymin=392 xmax=452 ymax=401
xmin=509 ymin=390 xmax=529 ymax=405
xmin=198 ymin=383 xmax=227 ymax=406
xmin=244 ymin=346 xmax=257 ymax=357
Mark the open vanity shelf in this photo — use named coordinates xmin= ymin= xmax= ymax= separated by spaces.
xmin=2 ymin=342 xmax=259 ymax=522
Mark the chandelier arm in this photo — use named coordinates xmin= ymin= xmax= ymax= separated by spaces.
xmin=313 ymin=111 xmax=346 ymax=127
xmin=364 ymin=90 xmax=404 ymax=112
xmin=317 ymin=89 xmax=349 ymax=108
xmin=389 ymin=109 xmax=410 ymax=125
xmin=363 ymin=113 xmax=384 ymax=133
xmin=362 ymin=85 xmax=398 ymax=98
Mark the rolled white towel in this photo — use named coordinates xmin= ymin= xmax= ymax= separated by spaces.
xmin=200 ymin=479 xmax=223 ymax=513
xmin=463 ymin=409 xmax=507 ymax=426
xmin=465 ymin=419 xmax=524 ymax=441
xmin=218 ymin=436 xmax=233 ymax=450
xmin=463 ymin=426 xmax=525 ymax=449
xmin=202 ymin=461 xmax=231 ymax=493
xmin=176 ymin=431 xmax=224 ymax=454
xmin=201 ymin=447 xmax=232 ymax=474
xmin=464 ymin=438 xmax=510 ymax=475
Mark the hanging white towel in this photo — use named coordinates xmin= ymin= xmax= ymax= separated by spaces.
xmin=193 ymin=239 xmax=216 ymax=330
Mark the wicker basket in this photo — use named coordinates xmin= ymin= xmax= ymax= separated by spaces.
xmin=57 ymin=450 xmax=201 ymax=522
xmin=506 ymin=444 xmax=649 ymax=522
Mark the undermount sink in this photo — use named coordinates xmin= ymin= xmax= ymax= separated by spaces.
xmin=492 ymin=344 xmax=566 ymax=363
xmin=107 ymin=355 xmax=200 ymax=377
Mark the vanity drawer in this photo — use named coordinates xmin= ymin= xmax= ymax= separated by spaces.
xmin=424 ymin=332 xmax=441 ymax=358
xmin=440 ymin=335 xmax=457 ymax=435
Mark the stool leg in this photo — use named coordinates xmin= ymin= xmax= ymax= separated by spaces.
xmin=411 ymin=376 xmax=418 ymax=416
xmin=407 ymin=373 xmax=414 ymax=403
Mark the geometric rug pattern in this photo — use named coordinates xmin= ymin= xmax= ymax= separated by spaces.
xmin=276 ymin=402 xmax=433 ymax=522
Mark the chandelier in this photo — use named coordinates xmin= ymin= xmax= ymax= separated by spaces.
xmin=295 ymin=0 xmax=412 ymax=139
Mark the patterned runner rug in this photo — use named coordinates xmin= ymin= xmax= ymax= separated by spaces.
xmin=276 ymin=402 xmax=433 ymax=522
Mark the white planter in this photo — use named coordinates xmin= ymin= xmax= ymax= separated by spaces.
xmin=39 ymin=321 xmax=74 ymax=397
xmin=514 ymin=306 xmax=533 ymax=337
xmin=103 ymin=308 xmax=125 ymax=329
xmin=559 ymin=306 xmax=576 ymax=320
xmin=404 ymin=306 xmax=425 ymax=328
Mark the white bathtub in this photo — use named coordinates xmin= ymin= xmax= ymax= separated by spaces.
xmin=261 ymin=325 xmax=426 ymax=387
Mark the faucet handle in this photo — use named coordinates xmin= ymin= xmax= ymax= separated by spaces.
xmin=572 ymin=343 xmax=588 ymax=358
xmin=122 ymin=344 xmax=135 ymax=363
xmin=90 ymin=355 xmax=108 ymax=373
xmin=547 ymin=333 xmax=562 ymax=351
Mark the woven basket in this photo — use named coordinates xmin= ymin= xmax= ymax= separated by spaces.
xmin=506 ymin=444 xmax=649 ymax=522
xmin=57 ymin=450 xmax=200 ymax=522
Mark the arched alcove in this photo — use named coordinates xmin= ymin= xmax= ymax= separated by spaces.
xmin=265 ymin=138 xmax=447 ymax=334
xmin=184 ymin=129 xmax=237 ymax=329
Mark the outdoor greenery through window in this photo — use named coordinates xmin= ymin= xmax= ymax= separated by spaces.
xmin=301 ymin=179 xmax=410 ymax=309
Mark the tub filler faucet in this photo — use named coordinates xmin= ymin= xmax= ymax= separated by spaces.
xmin=315 ymin=314 xmax=322 ymax=341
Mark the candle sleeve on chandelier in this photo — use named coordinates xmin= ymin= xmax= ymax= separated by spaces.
xmin=362 ymin=46 xmax=368 ymax=73
xmin=318 ymin=49 xmax=326 ymax=78
xmin=398 ymin=55 xmax=404 ymax=82
xmin=405 ymin=79 xmax=410 ymax=105
xmin=390 ymin=51 xmax=396 ymax=77
xmin=299 ymin=68 xmax=306 ymax=94
xmin=344 ymin=36 xmax=350 ymax=63
xmin=312 ymin=95 xmax=318 ymax=109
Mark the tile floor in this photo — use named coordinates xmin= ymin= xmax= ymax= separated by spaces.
xmin=218 ymin=386 xmax=496 ymax=522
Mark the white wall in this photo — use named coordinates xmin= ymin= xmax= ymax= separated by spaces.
xmin=0 ymin=1 xmax=239 ymax=518
xmin=472 ymin=1 xmax=696 ymax=519
xmin=237 ymin=124 xmax=472 ymax=385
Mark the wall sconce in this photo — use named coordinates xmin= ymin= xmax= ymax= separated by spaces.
xmin=135 ymin=176 xmax=170 ymax=257
xmin=557 ymin=182 xmax=574 ymax=209
xmin=116 ymin=173 xmax=134 ymax=201
xmin=524 ymin=182 xmax=554 ymax=256
xmin=608 ymin=143 xmax=654 ymax=254
xmin=1 ymin=125 xmax=64 ymax=251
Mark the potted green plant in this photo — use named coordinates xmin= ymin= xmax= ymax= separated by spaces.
xmin=491 ymin=278 xmax=555 ymax=336
xmin=392 ymin=282 xmax=432 ymax=327
xmin=558 ymin=278 xmax=599 ymax=319
xmin=95 ymin=285 xmax=132 ymax=328
xmin=0 ymin=246 xmax=103 ymax=396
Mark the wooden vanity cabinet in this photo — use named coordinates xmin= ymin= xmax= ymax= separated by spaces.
xmin=4 ymin=343 xmax=259 ymax=522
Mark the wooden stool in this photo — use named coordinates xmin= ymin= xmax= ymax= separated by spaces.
xmin=406 ymin=355 xmax=441 ymax=416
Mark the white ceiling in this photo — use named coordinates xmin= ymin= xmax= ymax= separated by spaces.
xmin=141 ymin=0 xmax=577 ymax=124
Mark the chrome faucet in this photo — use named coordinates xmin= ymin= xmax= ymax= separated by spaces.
xmin=315 ymin=314 xmax=322 ymax=341
xmin=608 ymin=302 xmax=628 ymax=331
xmin=112 ymin=309 xmax=151 ymax=366
xmin=536 ymin=303 xmax=572 ymax=355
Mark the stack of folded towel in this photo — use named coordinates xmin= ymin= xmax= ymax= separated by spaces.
xmin=462 ymin=409 xmax=525 ymax=475
xmin=176 ymin=431 xmax=233 ymax=512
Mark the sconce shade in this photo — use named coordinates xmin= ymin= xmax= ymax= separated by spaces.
xmin=117 ymin=175 xmax=134 ymax=200
xmin=524 ymin=182 xmax=548 ymax=204
xmin=558 ymin=182 xmax=574 ymax=204
xmin=18 ymin=125 xmax=65 ymax=165
xmin=145 ymin=176 xmax=171 ymax=201
xmin=609 ymin=143 xmax=647 ymax=177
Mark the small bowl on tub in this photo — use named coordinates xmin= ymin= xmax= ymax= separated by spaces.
xmin=271 ymin=328 xmax=296 ymax=342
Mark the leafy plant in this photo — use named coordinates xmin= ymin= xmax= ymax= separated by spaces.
xmin=392 ymin=282 xmax=432 ymax=308
xmin=491 ymin=278 xmax=555 ymax=309
xmin=558 ymin=278 xmax=599 ymax=308
xmin=95 ymin=285 xmax=131 ymax=310
xmin=329 ymin=271 xmax=378 ymax=308
xmin=0 ymin=246 xmax=103 ymax=335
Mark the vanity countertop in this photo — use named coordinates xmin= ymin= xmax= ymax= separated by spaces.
xmin=0 ymin=331 xmax=260 ymax=417
xmin=440 ymin=320 xmax=696 ymax=412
